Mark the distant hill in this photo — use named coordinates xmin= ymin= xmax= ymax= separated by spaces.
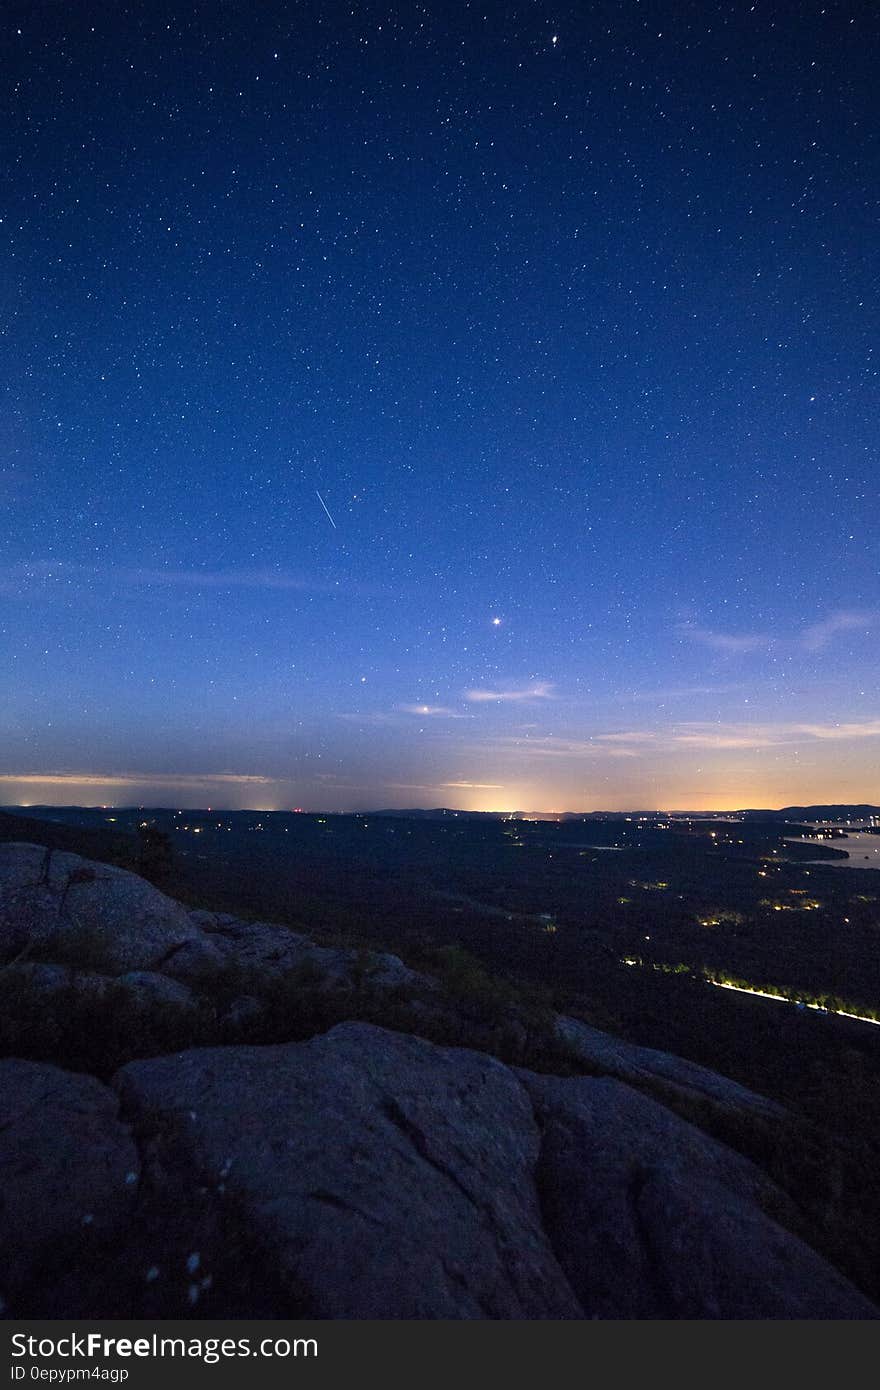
xmin=738 ymin=806 xmax=880 ymax=823
xmin=0 ymin=808 xmax=133 ymax=862
xmin=370 ymin=805 xmax=880 ymax=823
xmin=4 ymin=802 xmax=879 ymax=826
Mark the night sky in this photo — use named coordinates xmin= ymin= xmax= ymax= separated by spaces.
xmin=2 ymin=1 xmax=877 ymax=813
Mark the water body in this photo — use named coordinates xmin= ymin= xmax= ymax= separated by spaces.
xmin=784 ymin=832 xmax=880 ymax=870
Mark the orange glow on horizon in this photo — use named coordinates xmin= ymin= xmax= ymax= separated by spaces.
xmin=1 ymin=762 xmax=878 ymax=816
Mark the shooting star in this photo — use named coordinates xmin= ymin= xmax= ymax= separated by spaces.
xmin=315 ymin=489 xmax=337 ymax=530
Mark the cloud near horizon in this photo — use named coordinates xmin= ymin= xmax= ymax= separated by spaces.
xmin=440 ymin=780 xmax=504 ymax=789
xmin=380 ymin=780 xmax=504 ymax=793
xmin=0 ymin=771 xmax=275 ymax=788
xmin=594 ymin=732 xmax=661 ymax=744
xmin=488 ymin=717 xmax=880 ymax=760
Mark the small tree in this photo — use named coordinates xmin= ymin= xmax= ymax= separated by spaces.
xmin=136 ymin=825 xmax=174 ymax=882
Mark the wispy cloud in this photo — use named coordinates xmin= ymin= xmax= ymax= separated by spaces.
xmin=465 ymin=681 xmax=555 ymax=704
xmin=397 ymin=703 xmax=466 ymax=718
xmin=676 ymin=609 xmax=878 ymax=656
xmin=487 ymin=717 xmax=880 ymax=760
xmin=666 ymin=720 xmax=880 ymax=749
xmin=594 ymin=732 xmax=661 ymax=744
xmin=339 ymin=708 xmax=470 ymax=727
xmin=666 ymin=730 xmax=780 ymax=750
xmin=623 ymin=683 xmax=748 ymax=702
xmin=0 ymin=562 xmax=58 ymax=595
xmin=0 ymin=771 xmax=275 ymax=788
xmin=381 ymin=781 xmax=503 ymax=793
xmin=0 ymin=561 xmax=344 ymax=596
xmin=652 ymin=720 xmax=880 ymax=751
xmin=124 ymin=568 xmax=340 ymax=592
xmin=441 ymin=780 xmax=504 ymax=789
xmin=801 ymin=610 xmax=878 ymax=652
xmin=674 ymin=622 xmax=770 ymax=653
xmin=487 ymin=737 xmax=613 ymax=760
xmin=793 ymin=720 xmax=880 ymax=741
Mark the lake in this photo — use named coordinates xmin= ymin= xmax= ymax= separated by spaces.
xmin=784 ymin=832 xmax=880 ymax=870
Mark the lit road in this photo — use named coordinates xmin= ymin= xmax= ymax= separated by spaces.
xmin=706 ymin=978 xmax=880 ymax=1026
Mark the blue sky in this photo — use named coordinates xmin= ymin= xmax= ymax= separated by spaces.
xmin=2 ymin=1 xmax=877 ymax=810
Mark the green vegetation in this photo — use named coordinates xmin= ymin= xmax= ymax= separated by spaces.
xmin=0 ymin=971 xmax=212 ymax=1077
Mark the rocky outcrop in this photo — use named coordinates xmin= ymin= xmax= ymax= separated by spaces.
xmin=111 ymin=1023 xmax=875 ymax=1319
xmin=0 ymin=843 xmax=200 ymax=973
xmin=1 ymin=843 xmax=878 ymax=1319
xmin=185 ymin=913 xmax=424 ymax=991
xmin=116 ymin=971 xmax=195 ymax=1009
xmin=2 ymin=1023 xmax=877 ymax=1319
xmin=0 ymin=1059 xmax=140 ymax=1303
xmin=555 ymin=1013 xmax=786 ymax=1126
xmin=0 ymin=960 xmax=196 ymax=1014
xmin=521 ymin=1070 xmax=873 ymax=1319
xmin=114 ymin=1024 xmax=581 ymax=1318
xmin=159 ymin=936 xmax=229 ymax=985
xmin=0 ymin=843 xmax=421 ymax=1003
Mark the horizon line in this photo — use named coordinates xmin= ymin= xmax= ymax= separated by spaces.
xmin=4 ymin=801 xmax=879 ymax=819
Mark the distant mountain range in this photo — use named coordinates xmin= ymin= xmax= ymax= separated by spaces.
xmin=4 ymin=803 xmax=880 ymax=824
xmin=359 ymin=805 xmax=880 ymax=822
xmin=738 ymin=805 xmax=880 ymax=822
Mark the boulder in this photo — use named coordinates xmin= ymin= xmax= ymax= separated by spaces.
xmin=187 ymin=909 xmax=221 ymax=930
xmin=2 ymin=960 xmax=74 ymax=995
xmin=368 ymin=951 xmax=425 ymax=989
xmin=116 ymin=971 xmax=195 ymax=1010
xmin=199 ymin=916 xmax=423 ymax=993
xmin=199 ymin=917 xmax=346 ymax=981
xmin=0 ymin=1059 xmax=140 ymax=1299
xmin=222 ymin=995 xmax=265 ymax=1030
xmin=0 ymin=844 xmax=62 ymax=959
xmin=520 ymin=1070 xmax=877 ymax=1319
xmin=198 ymin=917 xmax=327 ymax=974
xmin=114 ymin=1022 xmax=581 ymax=1319
xmin=188 ymin=910 xmax=240 ymax=930
xmin=555 ymin=1013 xmax=786 ymax=1124
xmin=2 ymin=960 xmax=111 ymax=999
xmin=0 ymin=842 xmax=53 ymax=891
xmin=0 ymin=843 xmax=201 ymax=973
xmin=161 ymin=937 xmax=229 ymax=986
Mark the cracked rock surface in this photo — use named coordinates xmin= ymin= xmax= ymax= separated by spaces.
xmin=111 ymin=1023 xmax=876 ymax=1320
xmin=0 ymin=842 xmax=422 ymax=998
xmin=0 ymin=842 xmax=199 ymax=973
xmin=520 ymin=1070 xmax=875 ymax=1319
xmin=114 ymin=1023 xmax=582 ymax=1319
